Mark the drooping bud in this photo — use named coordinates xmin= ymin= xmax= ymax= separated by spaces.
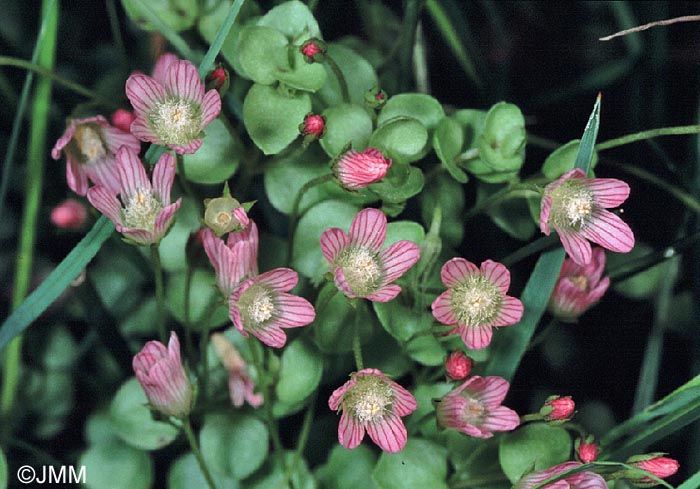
xmin=111 ymin=109 xmax=137 ymax=133
xmin=203 ymin=182 xmax=249 ymax=236
xmin=206 ymin=64 xmax=230 ymax=95
xmin=445 ymin=351 xmax=472 ymax=380
xmin=300 ymin=38 xmax=327 ymax=63
xmin=540 ymin=395 xmax=575 ymax=422
xmin=625 ymin=454 xmax=680 ymax=487
xmin=576 ymin=437 xmax=599 ymax=463
xmin=365 ymin=87 xmax=388 ymax=110
xmin=332 ymin=147 xmax=392 ymax=190
xmin=51 ymin=199 xmax=88 ymax=230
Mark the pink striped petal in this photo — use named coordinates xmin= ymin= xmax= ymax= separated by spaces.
xmin=480 ymin=259 xmax=511 ymax=294
xmin=577 ymin=472 xmax=608 ymax=489
xmin=86 ymin=186 xmax=122 ymax=224
xmin=480 ymin=405 xmax=520 ymax=432
xmin=540 ymin=195 xmax=552 ymax=234
xmin=441 ymin=257 xmax=479 ymax=287
xmin=86 ymin=157 xmax=121 ymax=195
xmin=273 ymin=294 xmax=316 ymax=328
xmin=587 ymin=178 xmax=630 ymax=208
xmin=469 ymin=376 xmax=510 ymax=407
xmin=320 ymin=228 xmax=350 ymax=265
xmin=152 ymin=152 xmax=176 ymax=204
xmin=152 ymin=52 xmax=178 ymax=84
xmin=153 ymin=200 xmax=181 ymax=240
xmin=66 ymin=157 xmax=89 ymax=196
xmin=251 ymin=324 xmax=287 ymax=348
xmin=582 ymin=209 xmax=635 ymax=253
xmin=170 ymin=139 xmax=203 ymax=155
xmin=116 ymin=146 xmax=151 ymax=201
xmin=461 ymin=323 xmax=493 ymax=350
xmin=364 ymin=284 xmax=402 ymax=302
xmin=102 ymin=125 xmax=141 ymax=154
xmin=349 ymin=208 xmax=387 ymax=252
xmin=493 ymin=296 xmax=524 ymax=327
xmin=329 ymin=379 xmax=356 ymax=411
xmin=557 ymin=227 xmax=592 ymax=266
xmin=338 ymin=412 xmax=365 ymax=450
xmin=164 ymin=60 xmax=203 ymax=103
xmin=122 ymin=228 xmax=157 ymax=245
xmin=334 ymin=267 xmax=358 ymax=298
xmin=201 ymin=89 xmax=222 ymax=128
xmin=257 ymin=268 xmax=298 ymax=292
xmin=166 ymin=331 xmax=182 ymax=364
xmin=379 ymin=240 xmax=420 ymax=283
xmin=126 ymin=74 xmax=166 ymax=114
xmin=130 ymin=117 xmax=162 ymax=145
xmin=229 ymin=304 xmax=249 ymax=339
xmin=431 ymin=291 xmax=458 ymax=325
xmin=392 ymin=385 xmax=418 ymax=416
xmin=366 ymin=414 xmax=407 ymax=453
xmin=51 ymin=121 xmax=78 ymax=160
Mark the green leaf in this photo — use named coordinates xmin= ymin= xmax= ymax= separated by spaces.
xmin=121 ymin=0 xmax=198 ymax=33
xmin=373 ymin=301 xmax=431 ymax=342
xmin=369 ymin=116 xmax=429 ymax=164
xmin=85 ymin=410 xmax=121 ymax=446
xmin=243 ymin=83 xmax=311 ymax=154
xmin=678 ymin=469 xmax=700 ymax=489
xmin=245 ymin=451 xmax=315 ymax=489
xmin=406 ymin=335 xmax=445 ymax=366
xmin=0 ymin=447 xmax=6 ymax=489
xmin=541 ymin=140 xmax=598 ymax=179
xmin=274 ymin=48 xmax=328 ymax=92
xmin=499 ymin=423 xmax=572 ymax=483
xmin=109 ymin=378 xmax=180 ymax=451
xmin=167 ymin=453 xmax=239 ymax=489
xmin=200 ymin=413 xmax=269 ymax=480
xmin=421 ymin=173 xmax=466 ymax=247
xmin=315 ymin=445 xmax=380 ymax=489
xmin=575 ymin=94 xmax=601 ymax=172
xmin=165 ymin=268 xmax=229 ymax=331
xmin=257 ymin=0 xmax=321 ymax=43
xmin=79 ymin=441 xmax=153 ymax=489
xmin=182 ymin=119 xmax=242 ymax=184
xmin=313 ymin=283 xmax=374 ymax=353
xmin=608 ymin=243 xmax=673 ymax=300
xmin=476 ymin=102 xmax=526 ymax=173
xmin=275 ymin=339 xmax=323 ymax=404
xmin=0 ymin=215 xmax=114 ymax=350
xmin=478 ymin=183 xmax=536 ymax=241
xmin=236 ymin=25 xmax=289 ymax=85
xmin=318 ymin=44 xmax=378 ymax=106
xmin=372 ymin=438 xmax=448 ymax=489
xmin=452 ymin=109 xmax=487 ymax=148
xmin=433 ymin=116 xmax=468 ymax=183
xmin=408 ymin=383 xmax=452 ymax=437
xmin=369 ymin=165 xmax=425 ymax=203
xmin=158 ymin=197 xmax=201 ymax=273
xmin=377 ymin=93 xmax=445 ymax=131
xmin=320 ymin=104 xmax=374 ymax=157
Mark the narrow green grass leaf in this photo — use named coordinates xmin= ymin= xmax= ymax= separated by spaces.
xmin=198 ymin=0 xmax=245 ymax=78
xmin=0 ymin=216 xmax=115 ymax=351
xmin=575 ymin=93 xmax=601 ymax=172
xmin=677 ymin=469 xmax=700 ymax=489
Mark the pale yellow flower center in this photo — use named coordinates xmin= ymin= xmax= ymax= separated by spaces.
xmin=337 ymin=247 xmax=383 ymax=296
xmin=74 ymin=125 xmax=107 ymax=162
xmin=462 ymin=397 xmax=486 ymax=424
xmin=239 ymin=284 xmax=275 ymax=326
xmin=451 ymin=275 xmax=503 ymax=325
xmin=548 ymin=180 xmax=595 ymax=230
xmin=151 ymin=98 xmax=201 ymax=146
xmin=216 ymin=211 xmax=232 ymax=228
xmin=345 ymin=375 xmax=394 ymax=424
xmin=570 ymin=275 xmax=588 ymax=291
xmin=122 ymin=189 xmax=163 ymax=231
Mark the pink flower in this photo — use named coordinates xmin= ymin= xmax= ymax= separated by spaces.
xmin=51 ymin=199 xmax=88 ymax=230
xmin=576 ymin=439 xmax=599 ymax=463
xmin=152 ymin=52 xmax=178 ymax=83
xmin=320 ymin=208 xmax=420 ymax=301
xmin=445 ymin=351 xmax=472 ymax=380
xmin=111 ymin=109 xmax=137 ymax=133
xmin=211 ymin=333 xmax=263 ymax=408
xmin=540 ymin=168 xmax=635 ymax=266
xmin=51 ymin=115 xmax=141 ymax=196
xmin=541 ymin=395 xmax=575 ymax=421
xmin=202 ymin=222 xmax=258 ymax=297
xmin=86 ymin=146 xmax=182 ymax=246
xmin=328 ymin=368 xmax=417 ymax=453
xmin=626 ymin=454 xmax=679 ymax=487
xmin=332 ymin=148 xmax=392 ymax=190
xmin=229 ymin=268 xmax=315 ymax=348
xmin=514 ymin=462 xmax=607 ymax=489
xmin=435 ymin=375 xmax=519 ymax=438
xmin=548 ymin=247 xmax=610 ymax=322
xmin=431 ymin=258 xmax=524 ymax=350
xmin=132 ymin=331 xmax=193 ymax=418
xmin=126 ymin=57 xmax=221 ymax=154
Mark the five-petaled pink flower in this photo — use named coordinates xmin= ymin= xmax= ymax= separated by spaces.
xmin=329 ymin=368 xmax=417 ymax=453
xmin=87 ymin=146 xmax=182 ymax=246
xmin=320 ymin=208 xmax=420 ymax=301
xmin=431 ymin=258 xmax=523 ymax=350
xmin=132 ymin=331 xmax=193 ymax=418
xmin=51 ymin=115 xmax=141 ymax=196
xmin=548 ymin=247 xmax=610 ymax=322
xmin=201 ymin=222 xmax=258 ymax=298
xmin=540 ymin=168 xmax=635 ymax=266
xmin=211 ymin=333 xmax=263 ymax=408
xmin=434 ymin=375 xmax=519 ymax=438
xmin=332 ymin=148 xmax=392 ymax=190
xmin=126 ymin=57 xmax=221 ymax=154
xmin=514 ymin=461 xmax=607 ymax=489
xmin=229 ymin=268 xmax=315 ymax=348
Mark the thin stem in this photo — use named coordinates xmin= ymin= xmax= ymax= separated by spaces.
xmin=105 ymin=0 xmax=128 ymax=74
xmin=595 ymin=125 xmax=700 ymax=151
xmin=176 ymin=154 xmax=202 ymax=212
xmin=287 ymin=173 xmax=335 ymax=264
xmin=248 ymin=337 xmax=284 ymax=454
xmin=183 ymin=417 xmax=217 ymax=489
xmin=280 ymin=392 xmax=317 ymax=488
xmin=353 ymin=307 xmax=364 ymax=371
xmin=463 ymin=182 xmax=542 ymax=222
xmin=197 ymin=300 xmax=221 ymax=404
xmin=501 ymin=235 xmax=559 ymax=268
xmin=183 ymin=265 xmax=195 ymax=363
xmin=324 ymin=54 xmax=351 ymax=104
xmin=151 ymin=244 xmax=167 ymax=344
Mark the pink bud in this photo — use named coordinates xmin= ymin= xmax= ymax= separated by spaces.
xmin=51 ymin=199 xmax=88 ymax=230
xmin=302 ymin=114 xmax=325 ymax=137
xmin=577 ymin=439 xmax=599 ymax=463
xmin=111 ymin=109 xmax=136 ymax=133
xmin=301 ymin=42 xmax=321 ymax=58
xmin=332 ymin=147 xmax=392 ymax=190
xmin=542 ymin=395 xmax=575 ymax=421
xmin=206 ymin=65 xmax=230 ymax=94
xmin=445 ymin=351 xmax=472 ymax=380
xmin=132 ymin=332 xmax=193 ymax=418
xmin=300 ymin=38 xmax=327 ymax=62
xmin=626 ymin=454 xmax=679 ymax=486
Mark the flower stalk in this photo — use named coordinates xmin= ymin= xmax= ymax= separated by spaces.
xmin=183 ymin=416 xmax=217 ymax=489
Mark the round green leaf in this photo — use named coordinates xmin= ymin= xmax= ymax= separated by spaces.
xmin=158 ymin=197 xmax=200 ymax=273
xmin=369 ymin=117 xmax=428 ymax=164
xmin=421 ymin=173 xmax=466 ymax=247
xmin=109 ymin=377 xmax=180 ymax=451
xmin=385 ymin=220 xmax=425 ymax=247
xmin=200 ymin=413 xmax=268 ymax=480
xmin=246 ymin=451 xmax=315 ymax=489
xmin=80 ymin=442 xmax=153 ymax=489
xmin=378 ymin=93 xmax=445 ymax=131
xmin=313 ymin=283 xmax=373 ymax=353
xmin=409 ymin=383 xmax=452 ymax=437
xmin=498 ymin=423 xmax=572 ymax=483
xmin=320 ymin=104 xmax=374 ymax=157
xmin=369 ymin=165 xmax=425 ymax=203
xmin=372 ymin=438 xmax=448 ymax=489
xmin=0 ymin=447 xmax=6 ymax=489
xmin=318 ymin=44 xmax=378 ymax=106
xmin=257 ymin=0 xmax=321 ymax=43
xmin=452 ymin=109 xmax=487 ymax=148
xmin=275 ymin=339 xmax=323 ymax=403
xmin=292 ymin=199 xmax=360 ymax=281
xmin=274 ymin=48 xmax=328 ymax=92
xmin=25 ymin=370 xmax=74 ymax=439
xmin=477 ymin=183 xmax=536 ymax=241
xmin=373 ymin=301 xmax=431 ymax=342
xmin=42 ymin=325 xmax=78 ymax=370
xmin=476 ymin=102 xmax=526 ymax=173
xmin=362 ymin=327 xmax=412 ymax=379
xmin=182 ymin=119 xmax=242 ymax=184
xmin=406 ymin=335 xmax=445 ymax=366
xmin=609 ymin=243 xmax=673 ymax=300
xmin=542 ymin=139 xmax=598 ymax=179
xmin=121 ymin=0 xmax=197 ymax=32
xmin=434 ymin=117 xmax=468 ymax=183
xmin=85 ymin=410 xmax=120 ymax=446
xmin=463 ymin=156 xmax=520 ymax=183
xmin=243 ymin=83 xmax=311 ymax=155
xmin=316 ymin=445 xmax=379 ymax=489
xmin=236 ymin=26 xmax=289 ymax=85
xmin=168 ymin=453 xmax=238 ymax=489
xmin=165 ymin=268 xmax=229 ymax=331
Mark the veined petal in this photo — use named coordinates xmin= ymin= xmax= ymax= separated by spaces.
xmin=66 ymin=157 xmax=89 ymax=196
xmin=431 ymin=291 xmax=458 ymax=325
xmin=539 ymin=195 xmax=553 ymax=235
xmin=170 ymin=139 xmax=203 ymax=155
xmin=250 ymin=323 xmax=287 ymax=348
xmin=85 ymin=156 xmax=121 ymax=195
xmin=480 ymin=405 xmax=520 ymax=432
xmin=576 ymin=472 xmax=608 ymax=489
xmin=470 ymin=376 xmax=510 ymax=406
xmin=587 ymin=178 xmax=630 ymax=208
xmin=480 ymin=259 xmax=511 ymax=294
xmin=349 ymin=208 xmax=387 ymax=252
xmin=461 ymin=323 xmax=494 ymax=350
xmin=441 ymin=257 xmax=479 ymax=287
xmin=152 ymin=52 xmax=178 ymax=84
xmin=201 ymin=89 xmax=222 ymax=128
xmin=582 ymin=209 xmax=635 ymax=253
xmin=329 ymin=379 xmax=356 ymax=410
xmin=130 ymin=117 xmax=163 ymax=145
xmin=122 ymin=228 xmax=157 ymax=245
xmin=493 ymin=296 xmax=524 ymax=327
xmin=338 ymin=412 xmax=365 ymax=450
xmin=320 ymin=228 xmax=350 ymax=265
xmin=392 ymin=385 xmax=418 ymax=416
xmin=364 ymin=284 xmax=402 ymax=302
xmin=557 ymin=227 xmax=592 ymax=266
xmin=116 ymin=146 xmax=151 ymax=201
xmin=152 ymin=152 xmax=176 ymax=204
xmin=257 ymin=268 xmax=298 ymax=292
xmin=334 ymin=267 xmax=359 ymax=298
xmin=126 ymin=74 xmax=167 ymax=114
xmin=379 ymin=240 xmax=420 ymax=283
xmin=153 ymin=200 xmax=181 ymax=241
xmin=229 ymin=302 xmax=249 ymax=338
xmin=273 ymin=294 xmax=315 ymax=328
xmin=164 ymin=60 xmax=203 ymax=103
xmin=86 ymin=186 xmax=122 ymax=224
xmin=366 ymin=414 xmax=407 ymax=453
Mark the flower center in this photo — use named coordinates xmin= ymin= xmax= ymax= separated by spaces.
xmin=238 ymin=284 xmax=275 ymax=326
xmin=337 ymin=247 xmax=383 ymax=296
xmin=569 ymin=274 xmax=588 ymax=291
xmin=549 ymin=180 xmax=595 ymax=230
xmin=346 ymin=375 xmax=394 ymax=424
xmin=73 ymin=124 xmax=107 ymax=162
xmin=122 ymin=189 xmax=163 ymax=231
xmin=150 ymin=98 xmax=201 ymax=146
xmin=216 ymin=211 xmax=232 ymax=228
xmin=461 ymin=397 xmax=486 ymax=424
xmin=451 ymin=275 xmax=503 ymax=326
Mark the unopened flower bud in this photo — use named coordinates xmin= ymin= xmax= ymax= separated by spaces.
xmin=625 ymin=454 xmax=679 ymax=487
xmin=111 ymin=109 xmax=136 ymax=133
xmin=541 ymin=395 xmax=575 ymax=422
xmin=300 ymin=38 xmax=327 ymax=63
xmin=445 ymin=351 xmax=472 ymax=380
xmin=203 ymin=183 xmax=249 ymax=236
xmin=332 ymin=147 xmax=392 ymax=190
xmin=206 ymin=64 xmax=230 ymax=95
xmin=51 ymin=199 xmax=88 ymax=230
xmin=365 ymin=87 xmax=388 ymax=110
xmin=299 ymin=113 xmax=326 ymax=146
xmin=576 ymin=437 xmax=599 ymax=463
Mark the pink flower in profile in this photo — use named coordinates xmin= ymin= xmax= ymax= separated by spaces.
xmin=132 ymin=331 xmax=193 ymax=418
xmin=87 ymin=146 xmax=181 ymax=246
xmin=626 ymin=454 xmax=680 ymax=487
xmin=211 ymin=333 xmax=263 ymax=408
xmin=51 ymin=115 xmax=141 ymax=196
xmin=229 ymin=268 xmax=315 ymax=348
xmin=320 ymin=208 xmax=420 ymax=301
xmin=332 ymin=148 xmax=392 ymax=190
xmin=126 ymin=57 xmax=221 ymax=154
xmin=431 ymin=258 xmax=523 ymax=350
xmin=51 ymin=199 xmax=88 ymax=230
xmin=541 ymin=395 xmax=575 ymax=422
xmin=540 ymin=168 xmax=635 ymax=266
xmin=202 ymin=222 xmax=258 ymax=297
xmin=549 ymin=247 xmax=610 ymax=322
xmin=328 ymin=368 xmax=417 ymax=453
xmin=514 ymin=462 xmax=607 ymax=489
xmin=435 ymin=375 xmax=519 ymax=438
